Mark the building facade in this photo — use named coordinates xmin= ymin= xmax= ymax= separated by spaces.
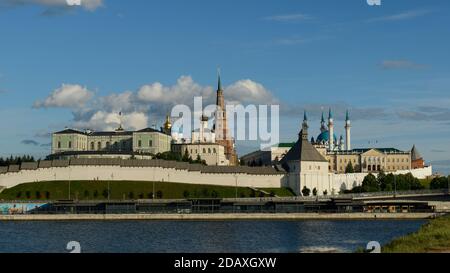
xmin=51 ymin=127 xmax=172 ymax=159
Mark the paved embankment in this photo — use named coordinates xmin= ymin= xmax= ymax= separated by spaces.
xmin=0 ymin=213 xmax=437 ymax=221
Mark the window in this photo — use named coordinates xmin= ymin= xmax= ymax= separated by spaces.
xmin=138 ymin=140 xmax=142 ymax=147
xmin=58 ymin=141 xmax=61 ymax=149
xmin=97 ymin=142 xmax=101 ymax=150
xmin=208 ymin=148 xmax=211 ymax=154
xmin=68 ymin=141 xmax=72 ymax=149
xmin=213 ymin=148 xmax=216 ymax=153
xmin=203 ymin=148 xmax=206 ymax=153
xmin=149 ymin=140 xmax=153 ymax=147
xmin=106 ymin=142 xmax=110 ymax=149
xmin=91 ymin=142 xmax=95 ymax=150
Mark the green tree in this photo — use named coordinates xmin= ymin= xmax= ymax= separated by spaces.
xmin=183 ymin=190 xmax=190 ymax=198
xmin=312 ymin=188 xmax=318 ymax=196
xmin=93 ymin=190 xmax=99 ymax=198
xmin=345 ymin=162 xmax=355 ymax=174
xmin=362 ymin=173 xmax=379 ymax=192
xmin=128 ymin=192 xmax=135 ymax=200
xmin=323 ymin=190 xmax=328 ymax=196
xmin=25 ymin=191 xmax=31 ymax=199
xmin=102 ymin=189 xmax=109 ymax=199
xmin=302 ymin=186 xmax=311 ymax=197
xmin=156 ymin=190 xmax=163 ymax=199
xmin=84 ymin=190 xmax=90 ymax=198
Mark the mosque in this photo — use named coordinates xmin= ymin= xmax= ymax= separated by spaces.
xmin=242 ymin=109 xmax=426 ymax=175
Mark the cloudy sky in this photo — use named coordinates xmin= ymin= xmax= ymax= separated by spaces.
xmin=0 ymin=0 xmax=449 ymax=174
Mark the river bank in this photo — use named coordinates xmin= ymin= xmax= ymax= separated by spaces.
xmin=383 ymin=214 xmax=450 ymax=253
xmin=0 ymin=212 xmax=437 ymax=221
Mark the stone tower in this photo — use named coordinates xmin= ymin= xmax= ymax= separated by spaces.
xmin=214 ymin=70 xmax=237 ymax=165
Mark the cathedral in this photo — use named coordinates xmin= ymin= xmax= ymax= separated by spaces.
xmin=171 ymin=72 xmax=238 ymax=166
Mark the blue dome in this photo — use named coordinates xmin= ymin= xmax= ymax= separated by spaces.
xmin=316 ymin=131 xmax=337 ymax=143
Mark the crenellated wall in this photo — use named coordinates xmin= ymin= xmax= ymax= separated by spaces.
xmin=0 ymin=165 xmax=287 ymax=190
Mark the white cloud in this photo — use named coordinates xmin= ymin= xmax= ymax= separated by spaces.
xmin=264 ymin=13 xmax=312 ymax=22
xmin=367 ymin=9 xmax=432 ymax=23
xmin=381 ymin=60 xmax=427 ymax=70
xmin=34 ymin=84 xmax=94 ymax=108
xmin=35 ymin=75 xmax=278 ymax=131
xmin=137 ymin=76 xmax=214 ymax=105
xmin=225 ymin=79 xmax=278 ymax=105
xmin=2 ymin=0 xmax=104 ymax=11
xmin=74 ymin=111 xmax=148 ymax=131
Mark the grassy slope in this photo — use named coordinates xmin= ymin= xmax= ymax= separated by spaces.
xmin=383 ymin=215 xmax=450 ymax=253
xmin=0 ymin=181 xmax=295 ymax=201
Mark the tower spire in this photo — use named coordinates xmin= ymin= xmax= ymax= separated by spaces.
xmin=217 ymin=67 xmax=222 ymax=91
xmin=301 ymin=111 xmax=309 ymax=140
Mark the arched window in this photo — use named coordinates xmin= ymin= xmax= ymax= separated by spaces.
xmin=203 ymin=148 xmax=206 ymax=153
xmin=138 ymin=140 xmax=142 ymax=147
xmin=208 ymin=148 xmax=211 ymax=154
xmin=97 ymin=142 xmax=101 ymax=150
xmin=68 ymin=141 xmax=72 ymax=149
xmin=58 ymin=141 xmax=61 ymax=149
xmin=91 ymin=142 xmax=95 ymax=150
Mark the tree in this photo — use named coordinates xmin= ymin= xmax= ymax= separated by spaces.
xmin=156 ymin=190 xmax=163 ymax=199
xmin=312 ymin=188 xmax=318 ymax=196
xmin=302 ymin=186 xmax=311 ymax=197
xmin=102 ymin=189 xmax=109 ymax=199
xmin=84 ymin=190 xmax=90 ymax=198
xmin=362 ymin=173 xmax=379 ymax=192
xmin=430 ymin=176 xmax=450 ymax=190
xmin=183 ymin=190 xmax=190 ymax=198
xmin=323 ymin=190 xmax=328 ymax=196
xmin=182 ymin=149 xmax=190 ymax=162
xmin=16 ymin=191 xmax=22 ymax=199
xmin=93 ymin=190 xmax=99 ymax=198
xmin=128 ymin=192 xmax=135 ymax=200
xmin=345 ymin=162 xmax=355 ymax=174
xmin=25 ymin=191 xmax=31 ymax=199
xmin=211 ymin=190 xmax=219 ymax=198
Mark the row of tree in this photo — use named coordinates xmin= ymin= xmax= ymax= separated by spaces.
xmin=0 ymin=155 xmax=36 ymax=166
xmin=154 ymin=151 xmax=207 ymax=165
xmin=347 ymin=172 xmax=424 ymax=193
xmin=429 ymin=176 xmax=450 ymax=190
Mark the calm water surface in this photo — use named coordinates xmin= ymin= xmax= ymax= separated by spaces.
xmin=0 ymin=220 xmax=425 ymax=253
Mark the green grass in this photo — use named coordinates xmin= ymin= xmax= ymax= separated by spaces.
xmin=0 ymin=181 xmax=295 ymax=201
xmin=382 ymin=215 xmax=450 ymax=253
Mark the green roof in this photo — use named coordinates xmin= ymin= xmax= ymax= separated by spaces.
xmin=276 ymin=142 xmax=296 ymax=148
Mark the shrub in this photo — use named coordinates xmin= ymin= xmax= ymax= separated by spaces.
xmin=156 ymin=190 xmax=163 ymax=199
xmin=84 ymin=190 xmax=89 ymax=198
xmin=102 ymin=189 xmax=109 ymax=199
xmin=16 ymin=191 xmax=22 ymax=199
xmin=211 ymin=190 xmax=218 ymax=198
xmin=301 ymin=186 xmax=311 ymax=197
xmin=147 ymin=192 xmax=153 ymax=199
xmin=183 ymin=190 xmax=190 ymax=198
xmin=312 ymin=188 xmax=318 ymax=196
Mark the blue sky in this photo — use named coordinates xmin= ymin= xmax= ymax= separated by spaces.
xmin=0 ymin=0 xmax=449 ymax=173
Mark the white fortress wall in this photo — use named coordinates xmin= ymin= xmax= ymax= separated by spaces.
xmin=0 ymin=165 xmax=284 ymax=190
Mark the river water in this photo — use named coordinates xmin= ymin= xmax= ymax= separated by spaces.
xmin=0 ymin=220 xmax=425 ymax=253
